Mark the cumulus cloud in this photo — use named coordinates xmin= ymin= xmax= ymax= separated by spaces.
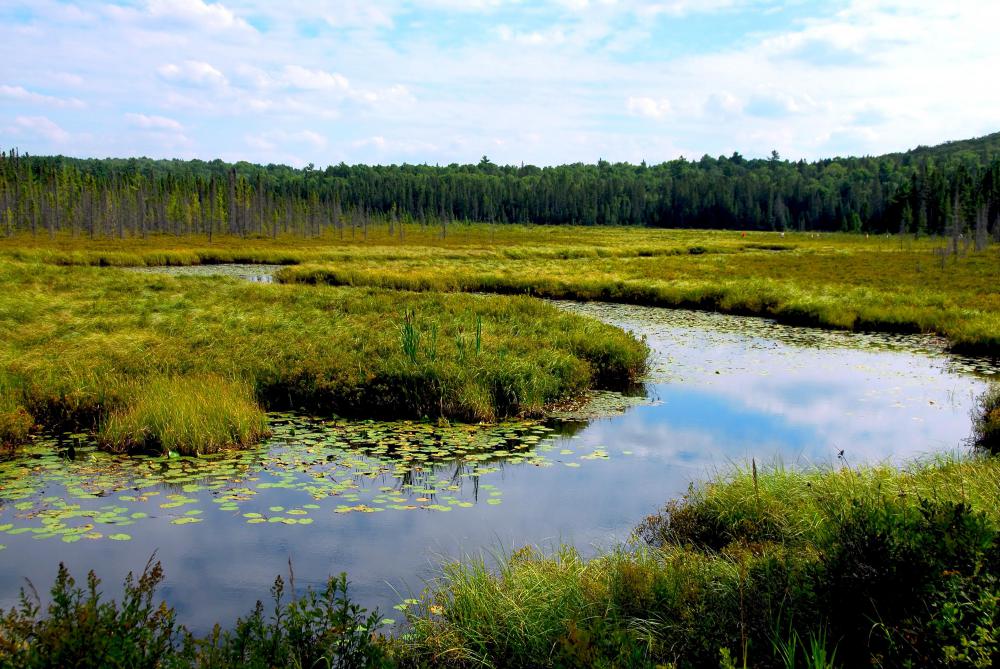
xmin=626 ymin=96 xmax=672 ymax=119
xmin=0 ymin=85 xmax=85 ymax=108
xmin=280 ymin=65 xmax=349 ymax=91
xmin=145 ymin=0 xmax=253 ymax=32
xmin=125 ymin=112 xmax=183 ymax=130
xmin=157 ymin=61 xmax=228 ymax=88
xmin=5 ymin=116 xmax=70 ymax=143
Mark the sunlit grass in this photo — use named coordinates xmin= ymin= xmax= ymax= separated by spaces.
xmin=3 ymin=226 xmax=997 ymax=352
xmin=0 ymin=258 xmax=647 ymax=452
xmin=405 ymin=456 xmax=1000 ymax=668
xmin=98 ymin=375 xmax=270 ymax=456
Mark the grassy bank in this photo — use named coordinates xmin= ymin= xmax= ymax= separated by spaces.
xmin=0 ymin=259 xmax=646 ymax=454
xmin=4 ymin=457 xmax=996 ymax=667
xmin=405 ymin=456 xmax=1000 ymax=668
xmin=3 ymin=226 xmax=993 ymax=353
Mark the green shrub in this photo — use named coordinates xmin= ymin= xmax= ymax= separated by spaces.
xmin=194 ymin=573 xmax=391 ymax=669
xmin=970 ymin=384 xmax=1000 ymax=455
xmin=821 ymin=497 xmax=998 ymax=668
xmin=0 ymin=563 xmax=391 ymax=669
xmin=0 ymin=560 xmax=185 ymax=669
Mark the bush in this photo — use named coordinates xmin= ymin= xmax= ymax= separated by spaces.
xmin=0 ymin=564 xmax=390 ymax=669
xmin=969 ymin=384 xmax=1000 ymax=455
xmin=0 ymin=560 xmax=185 ymax=669
xmin=821 ymin=497 xmax=998 ymax=668
xmin=194 ymin=573 xmax=391 ymax=669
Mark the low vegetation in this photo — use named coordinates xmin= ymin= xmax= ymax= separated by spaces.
xmin=970 ymin=384 xmax=1000 ymax=455
xmin=4 ymin=457 xmax=995 ymax=667
xmin=404 ymin=456 xmax=1000 ymax=668
xmin=97 ymin=375 xmax=270 ymax=455
xmin=0 ymin=561 xmax=391 ymax=668
xmin=3 ymin=225 xmax=995 ymax=354
xmin=0 ymin=256 xmax=646 ymax=453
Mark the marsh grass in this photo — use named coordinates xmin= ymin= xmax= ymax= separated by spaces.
xmin=404 ymin=457 xmax=1000 ymax=668
xmin=98 ymin=375 xmax=270 ymax=456
xmin=0 ymin=259 xmax=646 ymax=452
xmin=3 ymin=227 xmax=998 ymax=352
xmin=0 ymin=380 xmax=33 ymax=451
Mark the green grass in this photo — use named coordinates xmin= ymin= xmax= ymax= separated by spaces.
xmin=3 ymin=226 xmax=998 ymax=353
xmin=97 ymin=375 xmax=270 ymax=456
xmin=403 ymin=456 xmax=1000 ymax=668
xmin=0 ymin=258 xmax=646 ymax=452
xmin=0 ymin=378 xmax=33 ymax=452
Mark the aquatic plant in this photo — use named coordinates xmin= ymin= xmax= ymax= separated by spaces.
xmin=97 ymin=375 xmax=270 ymax=456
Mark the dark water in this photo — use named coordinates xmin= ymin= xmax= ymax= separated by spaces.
xmin=1 ymin=297 xmax=997 ymax=632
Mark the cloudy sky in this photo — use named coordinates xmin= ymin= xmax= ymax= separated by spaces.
xmin=1 ymin=0 xmax=997 ymax=167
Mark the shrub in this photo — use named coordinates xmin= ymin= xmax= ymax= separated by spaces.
xmin=0 ymin=560 xmax=186 ymax=669
xmin=0 ymin=563 xmax=391 ymax=669
xmin=969 ymin=384 xmax=1000 ymax=455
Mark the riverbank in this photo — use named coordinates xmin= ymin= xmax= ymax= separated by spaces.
xmin=404 ymin=454 xmax=999 ymax=668
xmin=3 ymin=455 xmax=996 ymax=668
xmin=0 ymin=259 xmax=646 ymax=453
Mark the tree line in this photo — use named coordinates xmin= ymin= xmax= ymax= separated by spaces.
xmin=2 ymin=133 xmax=1000 ymax=239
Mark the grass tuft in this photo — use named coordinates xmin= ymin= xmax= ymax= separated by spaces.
xmin=97 ymin=375 xmax=270 ymax=455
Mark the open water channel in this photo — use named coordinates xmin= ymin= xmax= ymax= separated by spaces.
xmin=1 ymin=266 xmax=996 ymax=630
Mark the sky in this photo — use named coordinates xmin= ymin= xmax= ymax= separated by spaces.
xmin=1 ymin=0 xmax=998 ymax=168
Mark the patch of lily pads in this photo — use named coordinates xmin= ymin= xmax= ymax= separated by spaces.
xmin=555 ymin=301 xmax=1000 ymax=383
xmin=0 ymin=413 xmax=614 ymax=547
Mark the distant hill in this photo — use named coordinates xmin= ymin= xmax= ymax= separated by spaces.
xmin=895 ymin=131 xmax=1000 ymax=163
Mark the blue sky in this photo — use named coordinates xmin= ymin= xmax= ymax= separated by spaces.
xmin=1 ymin=0 xmax=997 ymax=167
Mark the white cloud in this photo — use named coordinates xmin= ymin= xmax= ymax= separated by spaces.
xmin=5 ymin=116 xmax=70 ymax=143
xmin=281 ymin=65 xmax=349 ymax=91
xmin=626 ymin=96 xmax=672 ymax=119
xmin=0 ymin=85 xmax=85 ymax=109
xmin=125 ymin=112 xmax=183 ymax=130
xmin=158 ymin=61 xmax=228 ymax=88
xmin=146 ymin=0 xmax=253 ymax=32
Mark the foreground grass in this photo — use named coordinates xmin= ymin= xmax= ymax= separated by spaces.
xmin=0 ymin=259 xmax=646 ymax=453
xmin=2 ymin=225 xmax=995 ymax=353
xmin=4 ymin=457 xmax=995 ymax=668
xmin=406 ymin=456 xmax=1000 ymax=668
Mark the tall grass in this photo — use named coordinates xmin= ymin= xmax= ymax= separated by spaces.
xmin=0 ymin=379 xmax=33 ymax=451
xmin=404 ymin=456 xmax=1000 ymax=668
xmin=97 ymin=375 xmax=270 ymax=456
xmin=0 ymin=259 xmax=647 ymax=451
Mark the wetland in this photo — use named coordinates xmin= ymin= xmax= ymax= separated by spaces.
xmin=2 ymin=291 xmax=995 ymax=631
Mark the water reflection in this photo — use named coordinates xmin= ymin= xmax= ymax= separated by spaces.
xmin=1 ymin=302 xmax=996 ymax=631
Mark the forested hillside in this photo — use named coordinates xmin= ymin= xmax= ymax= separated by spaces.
xmin=2 ymin=132 xmax=999 ymax=238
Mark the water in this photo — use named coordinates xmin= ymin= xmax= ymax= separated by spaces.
xmin=124 ymin=264 xmax=282 ymax=283
xmin=1 ymin=290 xmax=997 ymax=632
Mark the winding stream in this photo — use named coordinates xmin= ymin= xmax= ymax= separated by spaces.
xmin=1 ymin=269 xmax=997 ymax=631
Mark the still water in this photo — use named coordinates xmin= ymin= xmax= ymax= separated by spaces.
xmin=1 ymin=294 xmax=996 ymax=631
